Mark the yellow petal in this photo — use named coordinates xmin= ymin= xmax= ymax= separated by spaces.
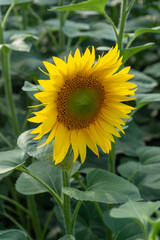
xmin=53 ymin=124 xmax=71 ymax=164
xmin=52 ymin=56 xmax=67 ymax=76
xmin=77 ymin=130 xmax=86 ymax=164
xmin=71 ymin=129 xmax=79 ymax=163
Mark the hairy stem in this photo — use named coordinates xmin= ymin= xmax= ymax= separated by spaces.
xmin=62 ymin=171 xmax=72 ymax=234
xmin=118 ymin=0 xmax=128 ymax=50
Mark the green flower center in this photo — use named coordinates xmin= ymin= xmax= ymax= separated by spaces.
xmin=68 ymin=88 xmax=100 ymax=121
xmin=56 ymin=75 xmax=105 ymax=129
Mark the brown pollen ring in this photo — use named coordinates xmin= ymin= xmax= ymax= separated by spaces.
xmin=56 ymin=75 xmax=105 ymax=129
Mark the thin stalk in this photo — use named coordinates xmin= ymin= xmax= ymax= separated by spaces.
xmin=108 ymin=138 xmax=116 ymax=173
xmin=126 ymin=0 xmax=135 ymax=17
xmin=1 ymin=0 xmax=20 ymax=29
xmin=62 ymin=171 xmax=71 ymax=234
xmin=70 ymin=200 xmax=82 ymax=234
xmin=0 ymin=27 xmax=19 ymax=135
xmin=0 ymin=194 xmax=30 ymax=215
xmin=0 ymin=102 xmax=12 ymax=119
xmin=0 ymin=132 xmax=13 ymax=148
xmin=27 ymin=195 xmax=42 ymax=240
xmin=22 ymin=8 xmax=27 ymax=30
xmin=42 ymin=208 xmax=54 ymax=238
xmin=18 ymin=166 xmax=63 ymax=209
xmin=103 ymin=12 xmax=118 ymax=42
xmin=6 ymin=177 xmax=24 ymax=224
xmin=2 ymin=212 xmax=33 ymax=240
xmin=59 ymin=0 xmax=65 ymax=52
xmin=128 ymin=170 xmax=139 ymax=182
xmin=4 ymin=204 xmax=18 ymax=215
xmin=77 ymin=177 xmax=112 ymax=239
xmin=118 ymin=0 xmax=128 ymax=50
xmin=27 ymin=5 xmax=58 ymax=49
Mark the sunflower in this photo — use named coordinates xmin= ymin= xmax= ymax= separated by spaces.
xmin=28 ymin=45 xmax=137 ymax=165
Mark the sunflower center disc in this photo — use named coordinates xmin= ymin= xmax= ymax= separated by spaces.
xmin=56 ymin=75 xmax=105 ymax=129
xmin=68 ymin=88 xmax=100 ymax=121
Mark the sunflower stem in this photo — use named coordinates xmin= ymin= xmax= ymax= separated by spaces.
xmin=108 ymin=138 xmax=116 ymax=173
xmin=70 ymin=200 xmax=82 ymax=234
xmin=62 ymin=170 xmax=72 ymax=234
xmin=0 ymin=25 xmax=20 ymax=136
xmin=59 ymin=0 xmax=65 ymax=53
xmin=27 ymin=195 xmax=43 ymax=240
xmin=118 ymin=0 xmax=128 ymax=50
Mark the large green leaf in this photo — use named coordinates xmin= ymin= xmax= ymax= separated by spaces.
xmin=103 ymin=211 xmax=133 ymax=235
xmin=0 ymin=0 xmax=32 ymax=5
xmin=58 ymin=235 xmax=75 ymax=240
xmin=129 ymin=26 xmax=160 ymax=43
xmin=129 ymin=69 xmax=157 ymax=93
xmin=125 ymin=16 xmax=159 ymax=32
xmin=63 ymin=169 xmax=141 ymax=204
xmin=144 ymin=62 xmax=160 ymax=78
xmin=16 ymin=161 xmax=62 ymax=195
xmin=0 ymin=229 xmax=27 ymax=240
xmin=50 ymin=0 xmax=108 ymax=14
xmin=115 ymin=222 xmax=143 ymax=240
xmin=45 ymin=19 xmax=89 ymax=32
xmin=17 ymin=129 xmax=54 ymax=161
xmin=63 ymin=22 xmax=116 ymax=41
xmin=121 ymin=43 xmax=154 ymax=64
xmin=0 ymin=149 xmax=26 ymax=174
xmin=110 ymin=201 xmax=160 ymax=226
xmin=135 ymin=93 xmax=160 ymax=109
xmin=0 ymin=33 xmax=37 ymax=52
xmin=116 ymin=122 xmax=145 ymax=157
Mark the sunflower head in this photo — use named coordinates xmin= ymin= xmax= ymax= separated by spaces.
xmin=28 ymin=45 xmax=137 ymax=165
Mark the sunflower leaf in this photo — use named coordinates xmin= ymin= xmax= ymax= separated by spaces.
xmin=121 ymin=43 xmax=154 ymax=64
xmin=135 ymin=93 xmax=160 ymax=109
xmin=128 ymin=26 xmax=160 ymax=42
xmin=63 ymin=169 xmax=141 ymax=204
xmin=110 ymin=201 xmax=160 ymax=226
xmin=0 ymin=149 xmax=26 ymax=174
xmin=0 ymin=229 xmax=27 ymax=240
xmin=16 ymin=161 xmax=62 ymax=195
xmin=49 ymin=0 xmax=108 ymax=15
xmin=17 ymin=129 xmax=54 ymax=162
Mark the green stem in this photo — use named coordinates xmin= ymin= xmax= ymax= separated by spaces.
xmin=6 ymin=177 xmax=24 ymax=224
xmin=1 ymin=0 xmax=20 ymax=29
xmin=128 ymin=170 xmax=139 ymax=182
xmin=103 ymin=12 xmax=118 ymax=43
xmin=62 ymin=171 xmax=71 ymax=234
xmin=118 ymin=0 xmax=128 ymax=50
xmin=0 ymin=194 xmax=30 ymax=215
xmin=126 ymin=0 xmax=135 ymax=17
xmin=59 ymin=0 xmax=65 ymax=53
xmin=42 ymin=208 xmax=54 ymax=238
xmin=2 ymin=212 xmax=33 ymax=240
xmin=0 ymin=102 xmax=12 ymax=119
xmin=27 ymin=195 xmax=42 ymax=240
xmin=18 ymin=166 xmax=63 ymax=209
xmin=70 ymin=200 xmax=82 ymax=234
xmin=0 ymin=132 xmax=13 ymax=148
xmin=108 ymin=138 xmax=116 ymax=173
xmin=0 ymin=27 xmax=19 ymax=136
xmin=77 ymin=176 xmax=112 ymax=239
